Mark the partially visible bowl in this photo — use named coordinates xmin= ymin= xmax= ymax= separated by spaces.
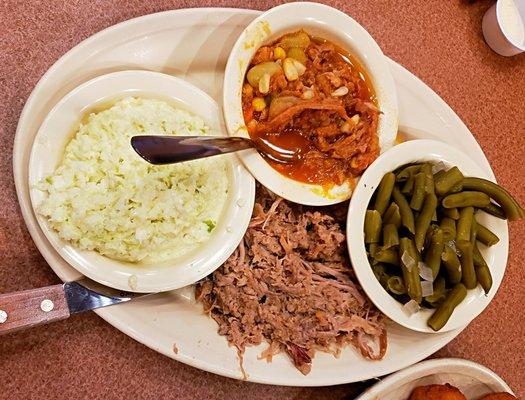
xmin=29 ymin=70 xmax=255 ymax=293
xmin=355 ymin=358 xmax=514 ymax=400
xmin=223 ymin=2 xmax=398 ymax=206
xmin=346 ymin=139 xmax=508 ymax=333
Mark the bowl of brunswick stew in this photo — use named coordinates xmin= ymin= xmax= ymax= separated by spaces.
xmin=223 ymin=2 xmax=398 ymax=206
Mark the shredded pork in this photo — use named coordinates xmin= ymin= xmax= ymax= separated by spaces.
xmin=195 ymin=187 xmax=387 ymax=375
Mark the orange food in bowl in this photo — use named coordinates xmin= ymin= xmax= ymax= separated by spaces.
xmin=408 ymin=384 xmax=518 ymax=400
xmin=409 ymin=384 xmax=467 ymax=400
xmin=241 ymin=30 xmax=379 ymax=187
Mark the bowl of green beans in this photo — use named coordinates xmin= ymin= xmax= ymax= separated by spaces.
xmin=347 ymin=139 xmax=519 ymax=333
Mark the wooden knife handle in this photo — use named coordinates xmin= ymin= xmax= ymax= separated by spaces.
xmin=0 ymin=284 xmax=70 ymax=335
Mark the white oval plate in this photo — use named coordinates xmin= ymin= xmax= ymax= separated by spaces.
xmin=348 ymin=139 xmax=508 ymax=333
xmin=13 ymin=8 xmax=508 ymax=386
xmin=28 ymin=70 xmax=255 ymax=293
xmin=356 ymin=358 xmax=514 ymax=400
xmin=223 ymin=2 xmax=398 ymax=206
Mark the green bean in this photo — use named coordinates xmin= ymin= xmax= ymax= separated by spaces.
xmin=424 ymin=224 xmax=439 ymax=249
xmin=475 ymin=222 xmax=500 ymax=246
xmin=449 ymin=182 xmax=463 ymax=194
xmin=434 ymin=169 xmax=446 ymax=178
xmin=383 ymin=202 xmax=397 ymax=220
xmin=433 ymin=170 xmax=446 ymax=181
xmin=372 ymin=264 xmax=390 ymax=288
xmin=387 ymin=276 xmax=406 ymax=295
xmin=472 ymin=243 xmax=485 ymax=268
xmin=434 ymin=167 xmax=464 ymax=196
xmin=473 ymin=244 xmax=492 ymax=294
xmin=442 ymin=191 xmax=491 ymax=208
xmin=424 ymin=228 xmax=444 ymax=279
xmin=393 ymin=187 xmax=416 ymax=234
xmin=480 ymin=202 xmax=507 ymax=220
xmin=373 ymin=248 xmax=399 ymax=266
xmin=456 ymin=206 xmax=474 ymax=242
xmin=415 ymin=193 xmax=438 ymax=251
xmin=462 ymin=177 xmax=524 ymax=221
xmin=441 ymin=244 xmax=462 ymax=285
xmin=420 ymin=163 xmax=434 ymax=194
xmin=402 ymin=174 xmax=415 ymax=195
xmin=427 ymin=283 xmax=467 ymax=331
xmin=369 ymin=257 xmax=379 ymax=266
xmin=442 ymin=207 xmax=460 ymax=220
xmin=420 ymin=163 xmax=432 ymax=175
xmin=364 ymin=210 xmax=382 ymax=244
xmin=440 ymin=217 xmax=456 ymax=242
xmin=373 ymin=172 xmax=396 ymax=216
xmin=470 ymin=218 xmax=478 ymax=243
xmin=396 ymin=165 xmax=420 ymax=182
xmin=368 ymin=243 xmax=379 ymax=259
xmin=425 ymin=276 xmax=446 ymax=305
xmin=410 ymin=173 xmax=427 ymax=211
xmin=382 ymin=224 xmax=399 ymax=249
xmin=384 ymin=202 xmax=402 ymax=229
xmin=399 ymin=238 xmax=422 ymax=303
xmin=431 ymin=210 xmax=438 ymax=222
xmin=457 ymin=240 xmax=477 ymax=289
xmin=372 ymin=263 xmax=386 ymax=276
xmin=427 ymin=300 xmax=445 ymax=309
xmin=476 ymin=265 xmax=493 ymax=295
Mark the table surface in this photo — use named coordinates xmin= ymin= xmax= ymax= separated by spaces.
xmin=1 ymin=0 xmax=524 ymax=399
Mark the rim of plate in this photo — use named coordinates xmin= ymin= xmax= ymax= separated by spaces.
xmin=356 ymin=358 xmax=514 ymax=400
xmin=27 ymin=69 xmax=255 ymax=293
xmin=12 ymin=7 xmax=508 ymax=386
xmin=347 ymin=139 xmax=509 ymax=333
xmin=223 ymin=2 xmax=398 ymax=206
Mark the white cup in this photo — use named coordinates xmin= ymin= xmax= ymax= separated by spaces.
xmin=482 ymin=0 xmax=525 ymax=56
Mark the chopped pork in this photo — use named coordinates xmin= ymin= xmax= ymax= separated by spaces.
xmin=196 ymin=187 xmax=387 ymax=375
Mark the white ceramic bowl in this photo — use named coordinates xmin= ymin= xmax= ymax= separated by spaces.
xmin=223 ymin=2 xmax=398 ymax=206
xmin=28 ymin=70 xmax=255 ymax=293
xmin=356 ymin=358 xmax=514 ymax=400
xmin=347 ymin=139 xmax=508 ymax=333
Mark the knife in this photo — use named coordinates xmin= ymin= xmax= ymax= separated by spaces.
xmin=0 ymin=278 xmax=151 ymax=335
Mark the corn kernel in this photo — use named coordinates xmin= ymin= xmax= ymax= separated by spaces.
xmin=252 ymin=97 xmax=266 ymax=112
xmin=273 ymin=46 xmax=286 ymax=60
